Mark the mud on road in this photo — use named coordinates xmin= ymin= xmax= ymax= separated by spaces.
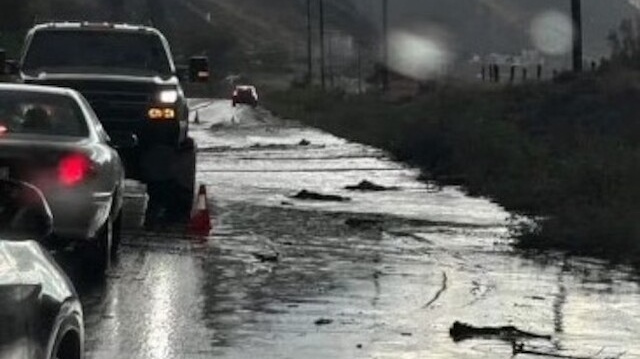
xmin=65 ymin=100 xmax=640 ymax=359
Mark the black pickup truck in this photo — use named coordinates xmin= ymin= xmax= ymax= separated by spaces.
xmin=8 ymin=22 xmax=209 ymax=221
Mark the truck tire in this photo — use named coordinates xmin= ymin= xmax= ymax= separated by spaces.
xmin=111 ymin=210 xmax=122 ymax=258
xmin=145 ymin=138 xmax=196 ymax=224
xmin=82 ymin=218 xmax=112 ymax=279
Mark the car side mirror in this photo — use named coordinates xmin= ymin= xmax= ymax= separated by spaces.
xmin=188 ymin=56 xmax=210 ymax=83
xmin=0 ymin=180 xmax=53 ymax=241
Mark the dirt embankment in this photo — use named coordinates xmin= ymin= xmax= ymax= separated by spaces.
xmin=264 ymin=72 xmax=640 ymax=262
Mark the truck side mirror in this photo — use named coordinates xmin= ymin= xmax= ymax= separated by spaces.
xmin=3 ymin=60 xmax=19 ymax=76
xmin=1 ymin=50 xmax=19 ymax=76
xmin=176 ymin=65 xmax=189 ymax=82
xmin=189 ymin=56 xmax=210 ymax=83
xmin=0 ymin=49 xmax=5 ymax=75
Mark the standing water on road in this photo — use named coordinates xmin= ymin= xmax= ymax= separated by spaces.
xmin=80 ymin=100 xmax=640 ymax=359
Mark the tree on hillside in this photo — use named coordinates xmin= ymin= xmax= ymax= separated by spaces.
xmin=608 ymin=17 xmax=640 ymax=69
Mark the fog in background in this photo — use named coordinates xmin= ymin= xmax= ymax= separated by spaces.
xmin=351 ymin=0 xmax=637 ymax=71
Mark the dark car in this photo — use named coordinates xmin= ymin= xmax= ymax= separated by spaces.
xmin=0 ymin=84 xmax=125 ymax=277
xmin=0 ymin=179 xmax=84 ymax=359
xmin=232 ymin=85 xmax=259 ymax=107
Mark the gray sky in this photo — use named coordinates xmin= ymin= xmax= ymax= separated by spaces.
xmin=351 ymin=0 xmax=636 ymax=60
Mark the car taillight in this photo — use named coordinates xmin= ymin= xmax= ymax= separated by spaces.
xmin=0 ymin=125 xmax=7 ymax=135
xmin=58 ymin=154 xmax=92 ymax=186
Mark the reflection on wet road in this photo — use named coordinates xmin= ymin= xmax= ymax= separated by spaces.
xmin=75 ymin=100 xmax=640 ymax=359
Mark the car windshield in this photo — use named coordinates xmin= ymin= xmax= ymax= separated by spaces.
xmin=22 ymin=30 xmax=173 ymax=76
xmin=0 ymin=91 xmax=88 ymax=138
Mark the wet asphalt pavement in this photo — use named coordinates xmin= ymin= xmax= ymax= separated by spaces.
xmin=65 ymin=100 xmax=640 ymax=359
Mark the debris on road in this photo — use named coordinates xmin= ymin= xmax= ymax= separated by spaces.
xmin=290 ymin=190 xmax=351 ymax=202
xmin=449 ymin=321 xmax=552 ymax=343
xmin=249 ymin=142 xmax=325 ymax=150
xmin=345 ymin=217 xmax=383 ymax=229
xmin=250 ymin=143 xmax=291 ymax=150
xmin=314 ymin=318 xmax=334 ymax=326
xmin=423 ymin=272 xmax=448 ymax=309
xmin=253 ymin=252 xmax=280 ymax=263
xmin=209 ymin=123 xmax=227 ymax=131
xmin=528 ymin=295 xmax=546 ymax=301
xmin=511 ymin=342 xmax=623 ymax=359
xmin=345 ymin=180 xmax=399 ymax=192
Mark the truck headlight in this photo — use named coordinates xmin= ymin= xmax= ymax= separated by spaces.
xmin=157 ymin=90 xmax=179 ymax=104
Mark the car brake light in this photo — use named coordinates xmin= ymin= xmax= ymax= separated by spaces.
xmin=0 ymin=125 xmax=7 ymax=135
xmin=58 ymin=154 xmax=92 ymax=186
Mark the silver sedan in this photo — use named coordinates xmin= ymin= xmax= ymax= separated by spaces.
xmin=0 ymin=84 xmax=125 ymax=277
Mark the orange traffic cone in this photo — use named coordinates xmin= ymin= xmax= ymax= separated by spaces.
xmin=188 ymin=184 xmax=212 ymax=237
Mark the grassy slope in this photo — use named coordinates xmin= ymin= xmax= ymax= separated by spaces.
xmin=265 ymin=72 xmax=640 ymax=262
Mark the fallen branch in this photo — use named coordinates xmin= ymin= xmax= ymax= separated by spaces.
xmin=345 ymin=180 xmax=399 ymax=192
xmin=423 ymin=272 xmax=448 ymax=308
xmin=512 ymin=342 xmax=626 ymax=359
xmin=449 ymin=321 xmax=551 ymax=343
xmin=290 ymin=190 xmax=351 ymax=202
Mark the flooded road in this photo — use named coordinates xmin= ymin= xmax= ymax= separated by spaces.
xmin=76 ymin=99 xmax=640 ymax=359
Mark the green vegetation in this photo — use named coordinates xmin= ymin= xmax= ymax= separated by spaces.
xmin=265 ymin=71 xmax=640 ymax=262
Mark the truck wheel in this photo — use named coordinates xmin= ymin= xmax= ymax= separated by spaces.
xmin=145 ymin=139 xmax=196 ymax=224
xmin=111 ymin=210 xmax=122 ymax=258
xmin=83 ymin=218 xmax=112 ymax=279
xmin=172 ymin=138 xmax=196 ymax=220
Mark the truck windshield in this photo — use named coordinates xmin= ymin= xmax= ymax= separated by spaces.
xmin=22 ymin=30 xmax=173 ymax=77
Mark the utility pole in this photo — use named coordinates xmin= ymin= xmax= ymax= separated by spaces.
xmin=381 ymin=0 xmax=389 ymax=91
xmin=357 ymin=42 xmax=363 ymax=94
xmin=571 ymin=0 xmax=583 ymax=72
xmin=328 ymin=32 xmax=334 ymax=88
xmin=319 ymin=0 xmax=326 ymax=90
xmin=306 ymin=0 xmax=313 ymax=85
